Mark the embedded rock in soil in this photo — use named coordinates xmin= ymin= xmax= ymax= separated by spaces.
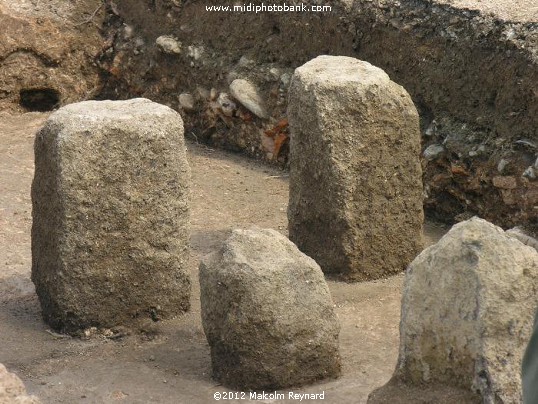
xmin=199 ymin=228 xmax=341 ymax=390
xmin=0 ymin=363 xmax=40 ymax=403
xmin=31 ymin=98 xmax=191 ymax=334
xmin=385 ymin=217 xmax=538 ymax=403
xmin=178 ymin=92 xmax=195 ymax=111
xmin=288 ymin=55 xmax=424 ymax=281
xmin=229 ymin=79 xmax=268 ymax=119
xmin=155 ymin=35 xmax=182 ymax=54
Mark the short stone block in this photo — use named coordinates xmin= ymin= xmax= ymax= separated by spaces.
xmin=199 ymin=228 xmax=341 ymax=390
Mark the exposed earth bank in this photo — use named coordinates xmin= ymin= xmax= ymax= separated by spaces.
xmin=1 ymin=0 xmax=537 ymax=232
xmin=0 ymin=0 xmax=104 ymax=112
xmin=98 ymin=0 xmax=538 ymax=233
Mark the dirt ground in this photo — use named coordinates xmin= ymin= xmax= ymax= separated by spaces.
xmin=435 ymin=0 xmax=537 ymax=22
xmin=0 ymin=112 xmax=449 ymax=403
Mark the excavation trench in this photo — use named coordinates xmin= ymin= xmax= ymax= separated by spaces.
xmin=0 ymin=0 xmax=536 ymax=229
xmin=95 ymin=0 xmax=537 ymax=233
xmin=0 ymin=2 xmax=537 ymax=401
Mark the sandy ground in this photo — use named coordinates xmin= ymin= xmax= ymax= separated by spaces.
xmin=432 ymin=0 xmax=538 ymax=22
xmin=0 ymin=112 xmax=449 ymax=404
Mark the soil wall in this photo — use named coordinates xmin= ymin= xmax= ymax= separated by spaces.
xmin=2 ymin=0 xmax=536 ymax=232
xmin=0 ymin=0 xmax=104 ymax=112
xmin=98 ymin=0 xmax=537 ymax=232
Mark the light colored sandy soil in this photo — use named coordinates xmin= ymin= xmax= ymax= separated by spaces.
xmin=0 ymin=0 xmax=97 ymax=20
xmin=0 ymin=112 xmax=449 ymax=403
xmin=431 ymin=0 xmax=537 ymax=22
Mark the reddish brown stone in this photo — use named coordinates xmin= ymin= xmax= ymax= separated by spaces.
xmin=492 ymin=176 xmax=517 ymax=190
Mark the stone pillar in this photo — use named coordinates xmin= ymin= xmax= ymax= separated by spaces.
xmin=287 ymin=55 xmax=423 ymax=281
xmin=0 ymin=364 xmax=40 ymax=403
xmin=394 ymin=217 xmax=538 ymax=403
xmin=31 ymin=98 xmax=191 ymax=334
xmin=199 ymin=228 xmax=341 ymax=390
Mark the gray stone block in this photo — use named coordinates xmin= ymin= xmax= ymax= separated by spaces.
xmin=31 ymin=98 xmax=191 ymax=334
xmin=396 ymin=217 xmax=538 ymax=402
xmin=287 ymin=55 xmax=424 ymax=281
xmin=199 ymin=228 xmax=341 ymax=390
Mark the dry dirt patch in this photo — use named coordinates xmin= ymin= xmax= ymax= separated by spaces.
xmin=1 ymin=112 xmax=447 ymax=403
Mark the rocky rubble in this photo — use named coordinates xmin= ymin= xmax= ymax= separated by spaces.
xmin=93 ymin=0 xmax=537 ymax=234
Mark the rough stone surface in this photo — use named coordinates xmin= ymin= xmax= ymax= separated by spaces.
xmin=0 ymin=364 xmax=40 ymax=403
xmin=394 ymin=217 xmax=538 ymax=403
xmin=31 ymin=98 xmax=191 ymax=334
xmin=287 ymin=56 xmax=424 ymax=281
xmin=199 ymin=228 xmax=341 ymax=390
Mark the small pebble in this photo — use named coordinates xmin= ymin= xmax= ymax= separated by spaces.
xmin=423 ymin=144 xmax=444 ymax=160
xmin=523 ymin=166 xmax=537 ymax=180
xmin=497 ymin=159 xmax=509 ymax=173
xmin=178 ymin=93 xmax=195 ymax=111
xmin=155 ymin=35 xmax=182 ymax=54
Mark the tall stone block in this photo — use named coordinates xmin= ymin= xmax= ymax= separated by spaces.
xmin=31 ymin=98 xmax=191 ymax=334
xmin=287 ymin=55 xmax=424 ymax=281
xmin=395 ymin=217 xmax=538 ymax=402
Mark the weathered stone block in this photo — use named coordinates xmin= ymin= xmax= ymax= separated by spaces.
xmin=287 ymin=55 xmax=423 ymax=281
xmin=396 ymin=217 xmax=538 ymax=402
xmin=31 ymin=98 xmax=191 ymax=334
xmin=0 ymin=364 xmax=40 ymax=403
xmin=199 ymin=228 xmax=341 ymax=390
